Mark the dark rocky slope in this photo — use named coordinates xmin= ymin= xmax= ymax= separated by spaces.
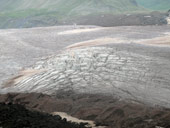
xmin=0 ymin=102 xmax=88 ymax=128
xmin=0 ymin=12 xmax=168 ymax=29
xmin=63 ymin=12 xmax=168 ymax=27
xmin=1 ymin=92 xmax=170 ymax=128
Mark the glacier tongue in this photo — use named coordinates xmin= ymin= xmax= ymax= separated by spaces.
xmin=2 ymin=47 xmax=170 ymax=108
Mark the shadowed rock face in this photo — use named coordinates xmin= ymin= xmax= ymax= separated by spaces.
xmin=2 ymin=46 xmax=170 ymax=108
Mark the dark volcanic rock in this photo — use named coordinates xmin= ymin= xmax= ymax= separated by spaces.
xmin=1 ymin=92 xmax=170 ymax=128
xmin=0 ymin=102 xmax=88 ymax=128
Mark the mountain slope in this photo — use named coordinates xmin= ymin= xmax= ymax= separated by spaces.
xmin=0 ymin=0 xmax=141 ymax=13
xmin=0 ymin=0 xmax=143 ymax=28
xmin=136 ymin=0 xmax=170 ymax=11
xmin=0 ymin=0 xmax=169 ymax=28
xmin=0 ymin=0 xmax=143 ymax=20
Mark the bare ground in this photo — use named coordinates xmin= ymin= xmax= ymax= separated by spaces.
xmin=1 ymin=92 xmax=170 ymax=128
